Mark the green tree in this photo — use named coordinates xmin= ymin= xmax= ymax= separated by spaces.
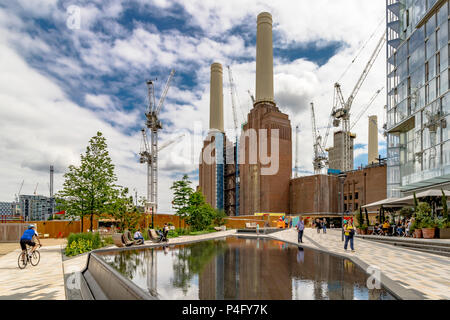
xmin=170 ymin=175 xmax=194 ymax=227
xmin=56 ymin=164 xmax=89 ymax=231
xmin=57 ymin=132 xmax=118 ymax=232
xmin=213 ymin=209 xmax=227 ymax=227
xmin=185 ymin=191 xmax=215 ymax=231
xmin=108 ymin=187 xmax=142 ymax=232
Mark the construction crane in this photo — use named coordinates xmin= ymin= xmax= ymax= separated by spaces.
xmin=310 ymin=103 xmax=328 ymax=174
xmin=33 ymin=183 xmax=39 ymax=195
xmin=329 ymin=33 xmax=386 ymax=172
xmin=227 ymin=66 xmax=242 ymax=216
xmin=15 ymin=180 xmax=24 ymax=203
xmin=227 ymin=66 xmax=240 ymax=138
xmin=140 ymin=69 xmax=175 ymax=227
xmin=350 ymin=87 xmax=384 ymax=130
xmin=248 ymin=90 xmax=255 ymax=105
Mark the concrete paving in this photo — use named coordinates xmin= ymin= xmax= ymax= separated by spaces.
xmin=1 ymin=229 xmax=449 ymax=300
xmin=270 ymin=228 xmax=450 ymax=300
xmin=0 ymin=245 xmax=66 ymax=300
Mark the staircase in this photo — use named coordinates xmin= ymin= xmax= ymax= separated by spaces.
xmin=356 ymin=235 xmax=450 ymax=258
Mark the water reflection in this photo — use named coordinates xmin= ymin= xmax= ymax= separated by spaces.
xmin=97 ymin=237 xmax=394 ymax=300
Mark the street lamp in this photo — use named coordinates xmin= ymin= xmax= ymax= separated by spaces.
xmin=338 ymin=173 xmax=347 ymax=242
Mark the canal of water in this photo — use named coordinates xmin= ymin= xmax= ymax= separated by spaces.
xmin=96 ymin=237 xmax=395 ymax=300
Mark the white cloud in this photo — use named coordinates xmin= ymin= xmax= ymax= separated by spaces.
xmin=0 ymin=0 xmax=389 ymax=213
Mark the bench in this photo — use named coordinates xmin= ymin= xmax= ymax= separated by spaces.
xmin=245 ymin=223 xmax=258 ymax=229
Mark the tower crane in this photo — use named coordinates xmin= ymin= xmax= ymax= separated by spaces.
xmin=327 ymin=32 xmax=386 ymax=172
xmin=15 ymin=180 xmax=24 ymax=202
xmin=310 ymin=103 xmax=327 ymax=174
xmin=33 ymin=183 xmax=39 ymax=195
xmin=140 ymin=69 xmax=175 ymax=227
xmin=350 ymin=87 xmax=384 ymax=130
xmin=227 ymin=66 xmax=243 ymax=216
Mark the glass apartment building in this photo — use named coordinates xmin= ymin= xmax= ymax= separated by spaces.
xmin=386 ymin=0 xmax=450 ymax=197
xmin=19 ymin=195 xmax=54 ymax=221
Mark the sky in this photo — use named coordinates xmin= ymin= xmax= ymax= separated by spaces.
xmin=0 ymin=0 xmax=388 ymax=213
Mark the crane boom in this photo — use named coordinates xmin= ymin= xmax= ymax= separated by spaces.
xmin=227 ymin=66 xmax=239 ymax=133
xmin=158 ymin=133 xmax=185 ymax=152
xmin=156 ymin=69 xmax=175 ymax=115
xmin=346 ymin=33 xmax=385 ymax=112
xmin=350 ymin=87 xmax=384 ymax=130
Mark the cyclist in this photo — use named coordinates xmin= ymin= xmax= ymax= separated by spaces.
xmin=20 ymin=224 xmax=41 ymax=256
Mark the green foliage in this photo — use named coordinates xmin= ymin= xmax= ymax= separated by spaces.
xmin=57 ymin=132 xmax=118 ymax=232
xmin=413 ymin=192 xmax=418 ymax=212
xmin=107 ymin=187 xmax=142 ymax=232
xmin=442 ymin=189 xmax=448 ymax=221
xmin=184 ymin=191 xmax=216 ymax=231
xmin=102 ymin=236 xmax=114 ymax=246
xmin=213 ymin=209 xmax=227 ymax=226
xmin=171 ymin=175 xmax=194 ymax=223
xmin=354 ymin=210 xmax=364 ymax=227
xmin=399 ymin=207 xmax=414 ymax=217
xmin=65 ymin=232 xmax=103 ymax=256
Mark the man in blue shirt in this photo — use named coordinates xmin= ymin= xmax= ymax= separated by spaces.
xmin=20 ymin=225 xmax=41 ymax=254
xmin=296 ymin=217 xmax=305 ymax=243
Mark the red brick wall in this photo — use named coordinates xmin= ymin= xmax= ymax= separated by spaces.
xmin=239 ymin=102 xmax=292 ymax=215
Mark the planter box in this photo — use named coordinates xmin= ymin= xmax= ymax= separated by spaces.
xmin=439 ymin=228 xmax=450 ymax=239
xmin=414 ymin=229 xmax=423 ymax=238
xmin=422 ymin=228 xmax=436 ymax=239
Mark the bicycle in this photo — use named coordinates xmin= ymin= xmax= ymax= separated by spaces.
xmin=18 ymin=244 xmax=41 ymax=269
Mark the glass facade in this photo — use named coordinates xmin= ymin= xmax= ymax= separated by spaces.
xmin=386 ymin=0 xmax=450 ymax=197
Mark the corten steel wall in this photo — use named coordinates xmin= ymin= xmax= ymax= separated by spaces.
xmin=290 ymin=175 xmax=340 ymax=215
xmin=343 ymin=164 xmax=387 ymax=212
xmin=239 ymin=104 xmax=292 ymax=215
xmin=0 ymin=219 xmax=98 ymax=241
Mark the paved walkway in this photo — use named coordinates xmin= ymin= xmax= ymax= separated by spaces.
xmin=0 ymin=245 xmax=66 ymax=300
xmin=2 ymin=229 xmax=449 ymax=300
xmin=0 ymin=230 xmax=236 ymax=300
xmin=270 ymin=228 xmax=450 ymax=300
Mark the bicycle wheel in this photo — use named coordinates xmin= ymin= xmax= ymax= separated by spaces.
xmin=30 ymin=250 xmax=40 ymax=266
xmin=18 ymin=251 xmax=27 ymax=269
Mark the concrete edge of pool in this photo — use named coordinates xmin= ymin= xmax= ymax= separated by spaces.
xmin=78 ymin=232 xmax=422 ymax=300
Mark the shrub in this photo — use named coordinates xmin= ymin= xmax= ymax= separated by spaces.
xmin=65 ymin=232 xmax=103 ymax=256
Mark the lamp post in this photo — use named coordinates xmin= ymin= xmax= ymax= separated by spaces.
xmin=338 ymin=173 xmax=347 ymax=242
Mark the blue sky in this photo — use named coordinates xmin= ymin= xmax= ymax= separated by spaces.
xmin=0 ymin=0 xmax=387 ymax=212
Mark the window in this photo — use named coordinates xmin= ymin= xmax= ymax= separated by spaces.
xmin=355 ymin=192 xmax=359 ymax=200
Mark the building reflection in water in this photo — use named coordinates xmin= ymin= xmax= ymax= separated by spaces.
xmin=99 ymin=238 xmax=394 ymax=300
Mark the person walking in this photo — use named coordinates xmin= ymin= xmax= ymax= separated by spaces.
xmin=322 ymin=218 xmax=327 ymax=234
xmin=343 ymin=220 xmax=355 ymax=252
xmin=296 ymin=217 xmax=305 ymax=243
xmin=315 ymin=219 xmax=321 ymax=234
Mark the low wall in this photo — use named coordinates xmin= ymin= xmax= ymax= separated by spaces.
xmin=0 ymin=223 xmax=27 ymax=242
xmin=0 ymin=218 xmax=98 ymax=241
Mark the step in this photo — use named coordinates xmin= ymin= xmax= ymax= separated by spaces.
xmin=399 ymin=247 xmax=450 ymax=258
xmin=356 ymin=235 xmax=450 ymax=247
xmin=369 ymin=239 xmax=450 ymax=253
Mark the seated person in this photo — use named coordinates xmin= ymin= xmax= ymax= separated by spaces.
xmin=134 ymin=229 xmax=144 ymax=244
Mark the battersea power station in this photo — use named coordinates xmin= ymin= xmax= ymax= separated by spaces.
xmin=199 ymin=12 xmax=387 ymax=220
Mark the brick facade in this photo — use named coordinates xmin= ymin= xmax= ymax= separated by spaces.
xmin=239 ymin=102 xmax=292 ymax=215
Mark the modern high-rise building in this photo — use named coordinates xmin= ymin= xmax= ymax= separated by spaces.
xmin=19 ymin=195 xmax=55 ymax=221
xmin=0 ymin=202 xmax=13 ymax=216
xmin=386 ymin=0 xmax=450 ymax=197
